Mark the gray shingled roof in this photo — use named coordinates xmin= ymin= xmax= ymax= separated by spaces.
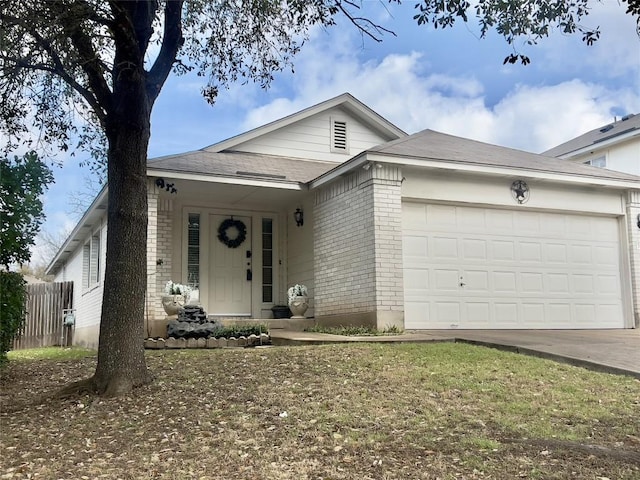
xmin=369 ymin=129 xmax=640 ymax=182
xmin=147 ymin=150 xmax=337 ymax=184
xmin=543 ymin=113 xmax=640 ymax=157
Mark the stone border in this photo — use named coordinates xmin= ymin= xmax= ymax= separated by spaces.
xmin=144 ymin=333 xmax=271 ymax=349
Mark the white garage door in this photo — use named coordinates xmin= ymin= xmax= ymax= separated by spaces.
xmin=403 ymin=203 xmax=624 ymax=329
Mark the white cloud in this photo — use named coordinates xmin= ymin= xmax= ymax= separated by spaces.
xmin=242 ymin=23 xmax=640 ymax=153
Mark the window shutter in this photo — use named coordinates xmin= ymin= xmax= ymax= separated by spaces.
xmin=82 ymin=243 xmax=90 ymax=288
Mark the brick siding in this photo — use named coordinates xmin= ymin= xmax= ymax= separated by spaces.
xmin=314 ymin=164 xmax=404 ymax=326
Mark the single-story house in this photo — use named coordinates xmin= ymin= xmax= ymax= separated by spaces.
xmin=47 ymin=94 xmax=640 ymax=348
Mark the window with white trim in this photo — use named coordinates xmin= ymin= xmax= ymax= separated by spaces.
xmin=82 ymin=232 xmax=101 ymax=289
xmin=262 ymin=218 xmax=273 ymax=303
xmin=187 ymin=213 xmax=200 ymax=289
xmin=584 ymin=156 xmax=606 ymax=168
xmin=330 ymin=117 xmax=349 ymax=154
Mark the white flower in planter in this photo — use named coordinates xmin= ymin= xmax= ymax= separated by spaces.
xmin=164 ymin=280 xmax=193 ymax=300
xmin=287 ymin=284 xmax=308 ymax=305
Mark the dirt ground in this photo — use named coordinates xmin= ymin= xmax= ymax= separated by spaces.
xmin=1 ymin=343 xmax=639 ymax=479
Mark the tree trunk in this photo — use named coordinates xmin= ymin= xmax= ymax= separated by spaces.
xmin=91 ymin=67 xmax=153 ymax=396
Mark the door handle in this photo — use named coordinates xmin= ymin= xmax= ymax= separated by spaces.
xmin=246 ymin=269 xmax=252 ymax=281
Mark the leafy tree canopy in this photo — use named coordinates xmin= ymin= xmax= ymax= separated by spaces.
xmin=0 ymin=152 xmax=54 ymax=268
xmin=412 ymin=0 xmax=640 ymax=64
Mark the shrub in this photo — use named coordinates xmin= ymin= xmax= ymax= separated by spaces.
xmin=210 ymin=323 xmax=268 ymax=339
xmin=0 ymin=271 xmax=27 ymax=366
xmin=305 ymin=324 xmax=404 ymax=336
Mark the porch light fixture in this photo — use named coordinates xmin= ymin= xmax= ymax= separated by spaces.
xmin=294 ymin=208 xmax=304 ymax=227
xmin=637 ymin=213 xmax=640 ymax=229
xmin=511 ymin=180 xmax=530 ymax=204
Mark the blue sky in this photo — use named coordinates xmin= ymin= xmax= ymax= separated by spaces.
xmin=33 ymin=1 xmax=640 ymax=266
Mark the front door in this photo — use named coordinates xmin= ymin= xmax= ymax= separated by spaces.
xmin=209 ymin=214 xmax=252 ymax=315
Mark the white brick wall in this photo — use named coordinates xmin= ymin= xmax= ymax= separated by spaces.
xmin=627 ymin=189 xmax=640 ymax=327
xmin=314 ymin=164 xmax=404 ymax=326
xmin=146 ymin=185 xmax=174 ymax=322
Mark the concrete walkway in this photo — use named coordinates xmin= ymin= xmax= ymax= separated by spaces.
xmin=270 ymin=329 xmax=640 ymax=379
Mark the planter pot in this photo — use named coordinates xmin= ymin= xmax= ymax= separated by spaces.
xmin=271 ymin=305 xmax=291 ymax=319
xmin=162 ymin=295 xmax=185 ymax=316
xmin=289 ymin=295 xmax=309 ymax=318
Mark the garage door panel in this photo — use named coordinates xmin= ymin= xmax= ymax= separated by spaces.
xmin=522 ymin=303 xmax=545 ymax=325
xmin=403 ymin=202 xmax=624 ymax=329
xmin=595 ymin=245 xmax=618 ymax=266
xmin=462 ymin=270 xmax=489 ymax=292
xmin=404 ymin=268 xmax=429 ymax=299
xmin=429 ymin=204 xmax=457 ymax=226
xmin=492 ymin=240 xmax=516 ymax=261
xmin=521 ymin=272 xmax=544 ymax=293
xmin=433 ymin=236 xmax=458 ymax=258
xmin=435 ymin=302 xmax=461 ymax=324
xmin=493 ymin=271 xmax=517 ymax=292
xmin=546 ymin=243 xmax=568 ymax=263
xmin=434 ymin=269 xmax=459 ymax=291
xmin=572 ymin=274 xmax=595 ymax=294
xmin=405 ymin=302 xmax=430 ymax=329
xmin=547 ymin=303 xmax=572 ymax=324
xmin=494 ymin=303 xmax=518 ymax=326
xmin=570 ymin=244 xmax=594 ymax=264
xmin=520 ymin=242 xmax=543 ymax=262
xmin=466 ymin=303 xmax=490 ymax=326
xmin=597 ymin=275 xmax=620 ymax=295
xmin=463 ymin=239 xmax=487 ymax=260
xmin=546 ymin=273 xmax=570 ymax=293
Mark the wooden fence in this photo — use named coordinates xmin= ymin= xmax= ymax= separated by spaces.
xmin=13 ymin=282 xmax=74 ymax=350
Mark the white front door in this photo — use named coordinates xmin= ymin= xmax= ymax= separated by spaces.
xmin=209 ymin=214 xmax=252 ymax=315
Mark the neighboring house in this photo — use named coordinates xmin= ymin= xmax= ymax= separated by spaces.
xmin=47 ymin=94 xmax=640 ymax=348
xmin=543 ymin=113 xmax=640 ymax=175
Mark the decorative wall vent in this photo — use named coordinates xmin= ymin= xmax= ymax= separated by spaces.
xmin=331 ymin=118 xmax=349 ymax=153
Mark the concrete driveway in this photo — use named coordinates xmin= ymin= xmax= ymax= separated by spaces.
xmin=270 ymin=329 xmax=640 ymax=378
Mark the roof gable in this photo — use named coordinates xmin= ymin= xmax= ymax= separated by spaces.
xmin=203 ymin=93 xmax=406 ymax=161
xmin=543 ymin=113 xmax=640 ymax=157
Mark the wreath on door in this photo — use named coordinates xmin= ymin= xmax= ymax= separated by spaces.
xmin=217 ymin=218 xmax=247 ymax=248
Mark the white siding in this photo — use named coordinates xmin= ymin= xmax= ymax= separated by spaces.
xmin=55 ymin=218 xmax=107 ymax=349
xmin=285 ymin=196 xmax=315 ymax=316
xmin=231 ymin=107 xmax=392 ymax=162
xmin=567 ymin=136 xmax=640 ymax=176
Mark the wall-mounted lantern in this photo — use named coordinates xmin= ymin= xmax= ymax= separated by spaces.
xmin=294 ymin=208 xmax=304 ymax=227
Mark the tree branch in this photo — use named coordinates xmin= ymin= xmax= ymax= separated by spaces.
xmin=147 ymin=1 xmax=184 ymax=104
xmin=335 ymin=0 xmax=397 ymax=42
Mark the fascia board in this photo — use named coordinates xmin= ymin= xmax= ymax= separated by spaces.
xmin=45 ymin=185 xmax=108 ymax=276
xmin=556 ymin=129 xmax=640 ymax=159
xmin=310 ymin=152 xmax=640 ymax=190
xmin=146 ymin=168 xmax=305 ymax=190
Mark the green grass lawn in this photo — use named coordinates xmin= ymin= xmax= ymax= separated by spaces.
xmin=1 ymin=343 xmax=638 ymax=479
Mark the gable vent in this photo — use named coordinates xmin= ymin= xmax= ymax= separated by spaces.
xmin=331 ymin=118 xmax=349 ymax=153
